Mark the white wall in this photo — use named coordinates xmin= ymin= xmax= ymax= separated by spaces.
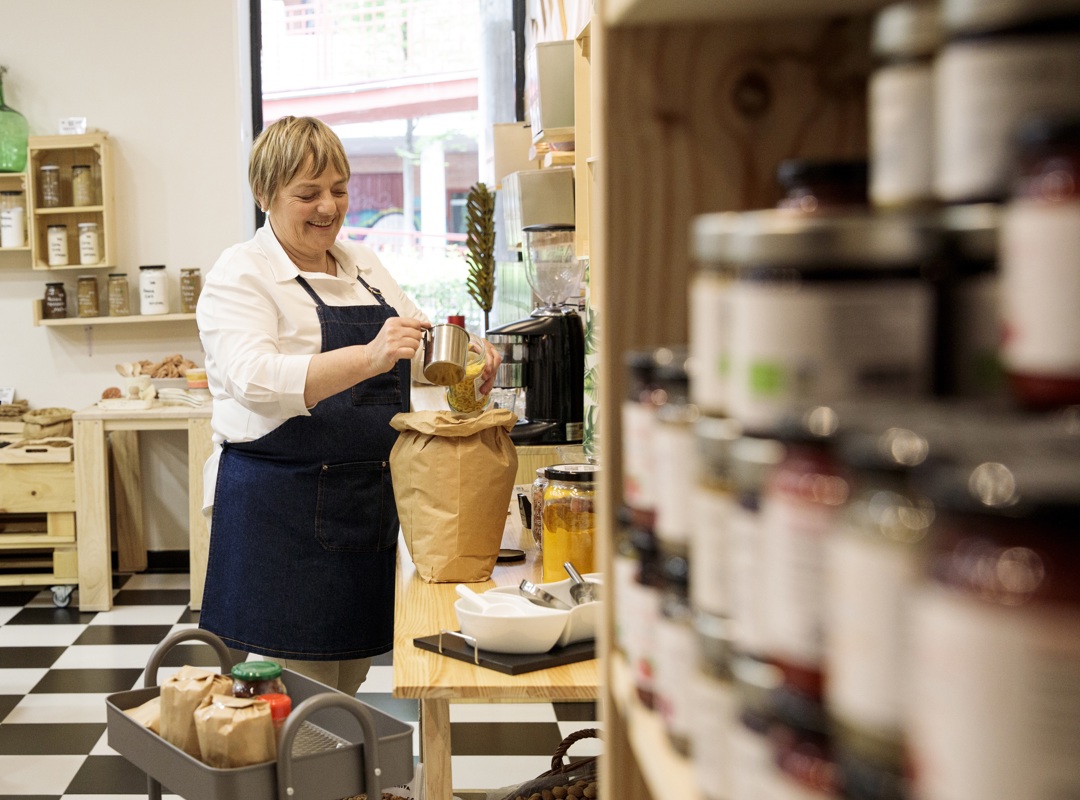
xmin=0 ymin=0 xmax=254 ymax=550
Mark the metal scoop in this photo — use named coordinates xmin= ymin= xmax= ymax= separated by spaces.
xmin=564 ymin=562 xmax=601 ymax=605
xmin=518 ymin=580 xmax=573 ymax=610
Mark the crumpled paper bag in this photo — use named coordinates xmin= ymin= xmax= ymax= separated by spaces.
xmin=159 ymin=665 xmax=233 ymax=759
xmin=193 ymin=694 xmax=276 ymax=768
xmin=390 ymin=409 xmax=518 ymax=583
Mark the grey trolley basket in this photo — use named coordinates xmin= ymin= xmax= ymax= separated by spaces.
xmin=105 ymin=629 xmax=414 ymax=800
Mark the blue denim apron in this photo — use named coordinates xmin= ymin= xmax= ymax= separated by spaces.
xmin=199 ymin=273 xmax=410 ymax=660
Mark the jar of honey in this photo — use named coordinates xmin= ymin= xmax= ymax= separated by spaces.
xmin=541 ymin=463 xmax=598 ymax=582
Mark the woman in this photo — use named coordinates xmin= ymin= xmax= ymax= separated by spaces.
xmin=197 ymin=116 xmax=500 ymax=695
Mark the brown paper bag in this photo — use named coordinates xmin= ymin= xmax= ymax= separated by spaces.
xmin=193 ymin=694 xmax=276 ymax=768
xmin=124 ymin=696 xmax=161 ymax=735
xmin=390 ymin=409 xmax=518 ymax=583
xmin=159 ymin=665 xmax=233 ymax=759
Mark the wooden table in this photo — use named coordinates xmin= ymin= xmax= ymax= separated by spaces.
xmin=72 ymin=403 xmax=213 ymax=611
xmin=393 ymin=508 xmax=600 ymax=800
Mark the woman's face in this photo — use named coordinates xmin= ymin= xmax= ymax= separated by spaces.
xmin=267 ymin=159 xmax=349 ymax=266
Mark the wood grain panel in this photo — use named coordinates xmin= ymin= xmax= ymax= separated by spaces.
xmin=0 ymin=463 xmax=75 ymax=513
xmin=187 ymin=417 xmax=214 ymax=611
xmin=111 ymin=430 xmax=146 ymax=573
xmin=75 ymin=418 xmax=113 ymax=611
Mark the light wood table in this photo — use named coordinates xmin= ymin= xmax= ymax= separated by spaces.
xmin=73 ymin=403 xmax=213 ymax=611
xmin=393 ymin=510 xmax=599 ymax=800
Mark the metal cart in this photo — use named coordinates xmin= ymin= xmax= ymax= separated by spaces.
xmin=105 ymin=629 xmax=414 ymax=800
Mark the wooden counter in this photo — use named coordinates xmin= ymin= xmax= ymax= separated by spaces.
xmin=393 ymin=507 xmax=599 ymax=799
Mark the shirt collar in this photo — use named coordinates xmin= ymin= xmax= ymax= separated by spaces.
xmin=256 ymin=218 xmax=364 ymax=283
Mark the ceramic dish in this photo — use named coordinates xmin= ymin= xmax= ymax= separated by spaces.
xmin=488 ymin=573 xmax=602 ymax=648
xmin=453 ymin=597 xmax=568 ymax=654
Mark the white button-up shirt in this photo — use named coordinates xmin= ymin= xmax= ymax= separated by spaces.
xmin=196 ymin=221 xmax=431 ymax=512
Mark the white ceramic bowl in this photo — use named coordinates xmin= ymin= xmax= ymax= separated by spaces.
xmin=453 ymin=598 xmax=568 ymax=654
xmin=488 ymin=573 xmax=602 ymax=648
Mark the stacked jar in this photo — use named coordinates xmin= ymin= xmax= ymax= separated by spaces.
xmin=0 ymin=189 xmax=26 ymax=248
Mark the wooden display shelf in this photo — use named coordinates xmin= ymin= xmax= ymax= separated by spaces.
xmin=604 ymin=0 xmax=891 ymax=25
xmin=32 ymin=299 xmax=196 ymax=327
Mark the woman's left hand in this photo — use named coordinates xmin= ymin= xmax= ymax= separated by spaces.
xmin=478 ymin=339 xmax=502 ymax=395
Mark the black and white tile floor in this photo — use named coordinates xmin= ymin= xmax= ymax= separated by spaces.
xmin=0 ymin=572 xmax=600 ymax=799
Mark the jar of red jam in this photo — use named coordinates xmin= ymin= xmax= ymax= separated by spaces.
xmin=908 ymin=452 xmax=1080 ymax=800
xmin=231 ymin=661 xmax=287 ymax=698
xmin=1001 ymin=113 xmax=1080 ymax=409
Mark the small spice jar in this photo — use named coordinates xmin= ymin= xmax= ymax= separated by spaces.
xmin=107 ymin=273 xmax=131 ymax=316
xmin=38 ymin=164 xmax=61 ymax=208
xmin=231 ymin=661 xmax=287 ymax=698
xmin=76 ymin=275 xmax=100 ymax=318
xmin=139 ymin=264 xmax=169 ymax=315
xmin=0 ymin=189 xmax=26 ymax=248
xmin=179 ymin=267 xmax=202 ymax=313
xmin=690 ymin=415 xmax=742 ymax=619
xmin=1001 ymin=113 xmax=1080 ymax=409
xmin=42 ymin=282 xmax=67 ymax=319
xmin=530 ymin=467 xmax=548 ymax=549
xmin=77 ymin=221 xmax=101 ymax=265
xmin=47 ymin=224 xmax=69 ymax=266
xmin=259 ymin=693 xmax=292 ymax=747
xmin=71 ymin=164 xmax=94 ymax=206
xmin=541 ymin=463 xmax=598 ymax=582
xmin=654 ymin=552 xmax=695 ymax=755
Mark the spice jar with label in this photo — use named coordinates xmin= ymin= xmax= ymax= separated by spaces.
xmin=77 ymin=221 xmax=101 ymax=265
xmin=691 ymin=415 xmax=742 ymax=619
xmin=71 ymin=164 xmax=94 ymax=206
xmin=1001 ymin=113 xmax=1080 ymax=409
xmin=42 ymin=282 xmax=67 ymax=319
xmin=139 ymin=264 xmax=169 ymax=315
xmin=47 ymin=224 xmax=68 ymax=266
xmin=654 ymin=552 xmax=694 ymax=755
xmin=38 ymin=164 xmax=61 ymax=207
xmin=0 ymin=189 xmax=26 ymax=248
xmin=231 ymin=661 xmax=287 ymax=698
xmin=76 ymin=275 xmax=99 ymax=318
xmin=541 ymin=463 xmax=598 ymax=582
xmin=107 ymin=273 xmax=131 ymax=316
xmin=180 ymin=267 xmax=201 ymax=313
xmin=530 ymin=467 xmax=548 ymax=548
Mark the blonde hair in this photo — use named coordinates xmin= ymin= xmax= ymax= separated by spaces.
xmin=248 ymin=116 xmax=351 ymax=209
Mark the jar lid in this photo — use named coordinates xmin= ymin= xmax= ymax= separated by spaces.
xmin=181 ymin=267 xmax=200 ymax=273
xmin=231 ymin=660 xmax=283 ymax=681
xmin=691 ymin=209 xmax=939 ymax=268
xmin=544 ymin=463 xmax=598 ymax=482
xmin=77 ymin=222 xmax=97 ymax=229
xmin=0 ymin=190 xmax=22 ymax=195
xmin=140 ymin=264 xmax=166 ymax=270
xmin=259 ymin=693 xmax=292 ymax=720
xmin=40 ymin=165 xmax=59 ymax=171
xmin=108 ymin=273 xmax=126 ymax=278
xmin=77 ymin=275 xmax=97 ymax=281
xmin=940 ymin=203 xmax=999 ymax=265
xmin=72 ymin=163 xmax=90 ymax=169
xmin=776 ymin=158 xmax=869 ymax=194
xmin=873 ymin=0 xmax=943 ymax=57
xmin=47 ymin=224 xmax=66 ymax=229
xmin=942 ymin=0 xmax=1080 ymax=34
xmin=45 ymin=281 xmax=64 ymax=286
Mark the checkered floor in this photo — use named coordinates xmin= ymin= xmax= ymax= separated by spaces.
xmin=0 ymin=572 xmax=600 ymax=799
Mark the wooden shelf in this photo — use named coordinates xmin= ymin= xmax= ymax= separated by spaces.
xmin=604 ymin=0 xmax=891 ymax=25
xmin=33 ymin=205 xmax=105 ymax=215
xmin=33 ymin=299 xmax=196 ymax=327
xmin=610 ymin=654 xmax=703 ymax=800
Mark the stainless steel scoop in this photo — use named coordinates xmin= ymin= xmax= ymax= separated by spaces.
xmin=564 ymin=561 xmax=601 ymax=605
xmin=518 ymin=579 xmax=572 ymax=610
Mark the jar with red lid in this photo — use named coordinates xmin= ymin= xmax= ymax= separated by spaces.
xmin=760 ymin=407 xmax=850 ymax=704
xmin=907 ymin=452 xmax=1080 ymax=800
xmin=1001 ymin=113 xmax=1080 ymax=409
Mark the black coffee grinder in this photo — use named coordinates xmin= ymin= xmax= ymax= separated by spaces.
xmin=487 ymin=227 xmax=585 ymax=444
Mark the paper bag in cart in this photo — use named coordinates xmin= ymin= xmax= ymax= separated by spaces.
xmin=390 ymin=409 xmax=518 ymax=583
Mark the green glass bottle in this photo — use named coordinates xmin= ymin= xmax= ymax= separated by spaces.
xmin=0 ymin=66 xmax=29 ymax=173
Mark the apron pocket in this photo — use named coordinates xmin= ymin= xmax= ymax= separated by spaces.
xmin=351 ymin=366 xmax=403 ymax=407
xmin=315 ymin=460 xmax=397 ymax=552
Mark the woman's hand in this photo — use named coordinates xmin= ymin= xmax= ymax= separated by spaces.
xmin=366 ymin=317 xmax=430 ymax=375
xmin=477 ymin=338 xmax=503 ymax=395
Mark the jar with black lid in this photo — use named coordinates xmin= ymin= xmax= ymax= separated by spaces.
xmin=42 ymin=282 xmax=67 ymax=319
xmin=652 ymin=347 xmax=697 ymax=560
xmin=654 ymin=552 xmax=694 ymax=755
xmin=621 ymin=349 xmax=662 ymax=529
xmin=907 ymin=452 xmax=1080 ymax=800
xmin=775 ymin=158 xmax=869 ymax=211
xmin=1001 ymin=114 xmax=1080 ymax=409
xmin=702 ymin=210 xmax=937 ymax=432
xmin=869 ymin=1 xmax=942 ymax=209
xmin=231 ymin=660 xmax=287 ymax=698
xmin=935 ymin=0 xmax=1080 ymax=202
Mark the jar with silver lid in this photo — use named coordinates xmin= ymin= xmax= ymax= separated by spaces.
xmin=71 ymin=164 xmax=94 ymax=206
xmin=77 ymin=222 xmax=101 ymax=265
xmin=47 ymin=224 xmax=69 ymax=267
xmin=38 ymin=164 xmax=61 ymax=208
xmin=139 ymin=264 xmax=169 ymax=315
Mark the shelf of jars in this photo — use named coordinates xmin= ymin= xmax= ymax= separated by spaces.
xmin=26 ymin=132 xmax=115 ymax=271
xmin=32 ymin=299 xmax=196 ymax=328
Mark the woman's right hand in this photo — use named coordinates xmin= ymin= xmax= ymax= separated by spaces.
xmin=365 ymin=317 xmax=430 ymax=375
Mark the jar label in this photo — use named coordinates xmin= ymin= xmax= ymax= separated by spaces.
xmin=909 ymin=586 xmax=1080 ymax=800
xmin=729 ymin=503 xmax=768 ymax=656
xmin=691 ymin=486 xmax=735 ymax=616
xmin=870 ymin=63 xmax=935 ymax=207
xmin=79 ymin=228 xmax=101 ymax=265
xmin=47 ymin=228 xmax=68 ymax=266
xmin=1001 ymin=201 xmax=1080 ymax=376
xmin=655 ymin=615 xmax=696 ymax=740
xmin=690 ymin=271 xmax=732 ymax=415
xmin=691 ymin=672 xmax=735 ymax=800
xmin=654 ymin=419 xmax=696 ymax=545
xmin=728 ymin=281 xmax=931 ymax=433
xmin=935 ymin=35 xmax=1080 ymax=201
xmin=760 ymin=492 xmax=838 ymax=667
xmin=621 ymin=400 xmax=657 ymax=511
xmin=824 ymin=526 xmax=919 ymax=735
xmin=0 ymin=206 xmax=25 ymax=248
xmin=729 ymin=722 xmax=775 ymax=800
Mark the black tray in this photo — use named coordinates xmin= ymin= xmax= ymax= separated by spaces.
xmin=413 ymin=631 xmax=595 ymax=675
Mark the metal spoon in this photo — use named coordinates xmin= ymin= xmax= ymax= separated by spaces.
xmin=518 ymin=580 xmax=573 ymax=610
xmin=563 ymin=562 xmax=600 ymax=605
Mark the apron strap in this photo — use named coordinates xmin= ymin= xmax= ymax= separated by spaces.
xmin=294 ymin=275 xmax=326 ymax=307
xmin=295 ymin=272 xmax=391 ymax=309
xmin=355 ymin=273 xmax=391 ymax=308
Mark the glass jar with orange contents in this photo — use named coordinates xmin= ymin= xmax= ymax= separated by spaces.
xmin=541 ymin=463 xmax=598 ymax=582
